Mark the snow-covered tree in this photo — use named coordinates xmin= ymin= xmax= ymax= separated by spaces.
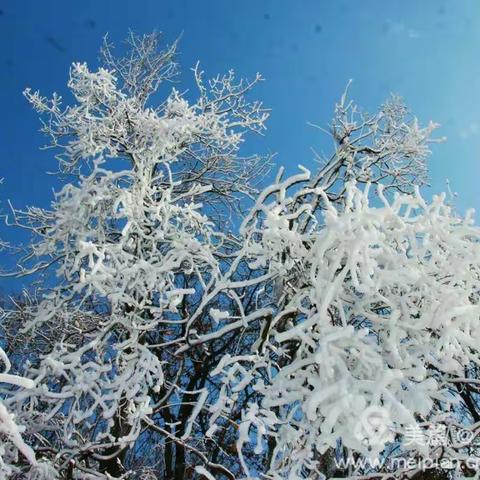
xmin=206 ymin=177 xmax=480 ymax=479
xmin=3 ymin=32 xmax=269 ymax=479
xmin=3 ymin=31 xmax=479 ymax=480
xmin=0 ymin=342 xmax=56 ymax=479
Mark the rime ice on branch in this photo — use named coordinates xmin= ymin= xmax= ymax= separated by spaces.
xmin=208 ymin=179 xmax=480 ymax=479
xmin=6 ymin=32 xmax=270 ymax=479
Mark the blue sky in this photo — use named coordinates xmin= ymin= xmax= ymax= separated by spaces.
xmin=1 ymin=0 xmax=479 ymax=290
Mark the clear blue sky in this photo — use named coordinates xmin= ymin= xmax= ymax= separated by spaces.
xmin=1 ymin=0 xmax=479 ymax=290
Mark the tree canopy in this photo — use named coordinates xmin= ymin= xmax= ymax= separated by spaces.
xmin=1 ymin=32 xmax=479 ymax=480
